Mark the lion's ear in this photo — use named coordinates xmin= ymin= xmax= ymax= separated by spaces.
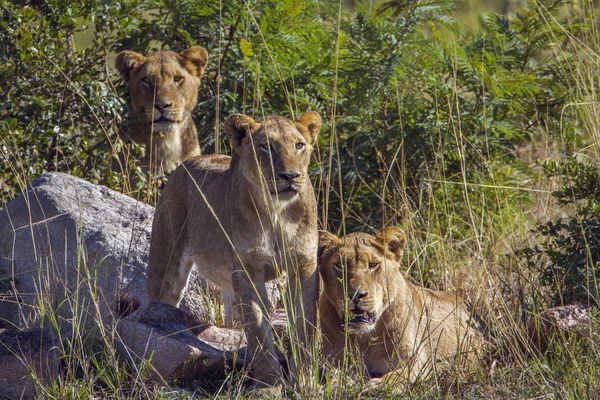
xmin=376 ymin=226 xmax=406 ymax=262
xmin=318 ymin=230 xmax=339 ymax=265
xmin=115 ymin=51 xmax=146 ymax=83
xmin=296 ymin=111 xmax=322 ymax=145
xmin=180 ymin=46 xmax=209 ymax=79
xmin=224 ymin=114 xmax=260 ymax=150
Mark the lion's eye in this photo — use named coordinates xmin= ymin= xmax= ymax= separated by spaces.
xmin=141 ymin=77 xmax=152 ymax=86
xmin=368 ymin=262 xmax=380 ymax=271
xmin=174 ymin=76 xmax=183 ymax=83
xmin=334 ymin=263 xmax=342 ymax=271
xmin=295 ymin=142 xmax=305 ymax=150
xmin=260 ymin=143 xmax=272 ymax=153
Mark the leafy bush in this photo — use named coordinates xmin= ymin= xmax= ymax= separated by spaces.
xmin=521 ymin=157 xmax=600 ymax=307
xmin=1 ymin=0 xmax=577 ymax=223
xmin=0 ymin=0 xmax=147 ymax=201
xmin=325 ymin=0 xmax=574 ymax=236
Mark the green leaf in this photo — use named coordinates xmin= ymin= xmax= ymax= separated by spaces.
xmin=239 ymin=38 xmax=253 ymax=59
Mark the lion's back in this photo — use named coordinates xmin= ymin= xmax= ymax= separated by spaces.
xmin=169 ymin=154 xmax=231 ymax=184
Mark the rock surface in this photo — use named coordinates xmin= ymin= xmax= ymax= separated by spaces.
xmin=526 ymin=303 xmax=591 ymax=352
xmin=0 ymin=327 xmax=62 ymax=400
xmin=0 ymin=173 xmax=220 ymax=331
xmin=0 ymin=173 xmax=288 ymax=396
xmin=116 ymin=301 xmax=249 ymax=382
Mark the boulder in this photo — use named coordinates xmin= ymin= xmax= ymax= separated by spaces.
xmin=0 ymin=327 xmax=62 ymax=400
xmin=0 ymin=173 xmax=216 ymax=331
xmin=116 ymin=301 xmax=249 ymax=382
xmin=526 ymin=303 xmax=591 ymax=352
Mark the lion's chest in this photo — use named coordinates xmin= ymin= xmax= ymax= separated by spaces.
xmin=354 ymin=314 xmax=413 ymax=377
xmin=230 ymin=217 xmax=306 ymax=271
xmin=154 ymin=127 xmax=183 ymax=173
xmin=362 ymin=342 xmax=399 ymax=377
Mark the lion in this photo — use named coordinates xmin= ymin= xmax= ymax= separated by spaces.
xmin=318 ymin=227 xmax=483 ymax=389
xmin=147 ymin=111 xmax=323 ymax=392
xmin=115 ymin=46 xmax=208 ymax=178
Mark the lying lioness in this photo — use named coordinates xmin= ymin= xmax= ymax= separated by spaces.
xmin=148 ymin=111 xmax=322 ymax=392
xmin=318 ymin=227 xmax=483 ymax=388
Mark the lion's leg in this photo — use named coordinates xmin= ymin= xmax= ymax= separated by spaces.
xmin=147 ymin=195 xmax=191 ymax=307
xmin=221 ymin=289 xmax=238 ymax=327
xmin=366 ymin=346 xmax=427 ymax=392
xmin=286 ymin=259 xmax=319 ymax=386
xmin=368 ymin=369 xmax=411 ymax=392
xmin=231 ymin=266 xmax=282 ymax=391
xmin=368 ymin=334 xmax=429 ymax=391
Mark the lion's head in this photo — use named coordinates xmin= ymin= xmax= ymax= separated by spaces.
xmin=115 ymin=47 xmax=208 ymax=134
xmin=318 ymin=227 xmax=407 ymax=334
xmin=223 ymin=112 xmax=322 ymax=200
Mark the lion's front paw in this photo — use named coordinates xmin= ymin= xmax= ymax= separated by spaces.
xmin=366 ymin=377 xmax=383 ymax=388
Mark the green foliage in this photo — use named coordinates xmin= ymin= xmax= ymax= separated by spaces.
xmin=0 ymin=0 xmax=146 ymax=201
xmin=1 ymin=0 xmax=579 ymax=228
xmin=324 ymin=0 xmax=574 ymax=237
xmin=521 ymin=157 xmax=600 ymax=307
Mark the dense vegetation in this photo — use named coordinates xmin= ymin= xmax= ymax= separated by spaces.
xmin=2 ymin=0 xmax=600 ymax=398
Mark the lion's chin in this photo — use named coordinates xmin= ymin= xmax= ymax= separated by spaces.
xmin=271 ymin=186 xmax=299 ymax=200
xmin=150 ymin=120 xmax=179 ymax=134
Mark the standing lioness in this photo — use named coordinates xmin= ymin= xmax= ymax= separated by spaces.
xmin=319 ymin=227 xmax=483 ymax=388
xmin=148 ymin=112 xmax=322 ymax=391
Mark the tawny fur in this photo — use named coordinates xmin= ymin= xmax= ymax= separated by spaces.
xmin=115 ymin=47 xmax=208 ymax=177
xmin=318 ymin=227 xmax=483 ymax=388
xmin=147 ymin=112 xmax=322 ymax=392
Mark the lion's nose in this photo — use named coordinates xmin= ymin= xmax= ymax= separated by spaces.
xmin=349 ymin=291 xmax=368 ymax=301
xmin=154 ymin=102 xmax=173 ymax=111
xmin=279 ymin=172 xmax=300 ymax=181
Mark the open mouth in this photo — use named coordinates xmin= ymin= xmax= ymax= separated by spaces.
xmin=349 ymin=309 xmax=376 ymax=324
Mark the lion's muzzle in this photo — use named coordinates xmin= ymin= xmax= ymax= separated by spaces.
xmin=144 ymin=102 xmax=183 ymax=126
xmin=273 ymin=171 xmax=304 ymax=195
xmin=345 ymin=290 xmax=376 ymax=326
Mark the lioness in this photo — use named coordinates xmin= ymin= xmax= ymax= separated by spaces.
xmin=148 ymin=112 xmax=322 ymax=391
xmin=115 ymin=46 xmax=208 ymax=177
xmin=318 ymin=227 xmax=482 ymax=388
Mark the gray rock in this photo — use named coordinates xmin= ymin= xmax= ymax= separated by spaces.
xmin=526 ymin=303 xmax=591 ymax=352
xmin=0 ymin=327 xmax=62 ymax=400
xmin=0 ymin=173 xmax=214 ymax=332
xmin=116 ymin=301 xmax=249 ymax=382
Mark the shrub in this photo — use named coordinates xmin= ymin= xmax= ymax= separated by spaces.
xmin=521 ymin=157 xmax=600 ymax=307
xmin=0 ymin=0 xmax=146 ymax=201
